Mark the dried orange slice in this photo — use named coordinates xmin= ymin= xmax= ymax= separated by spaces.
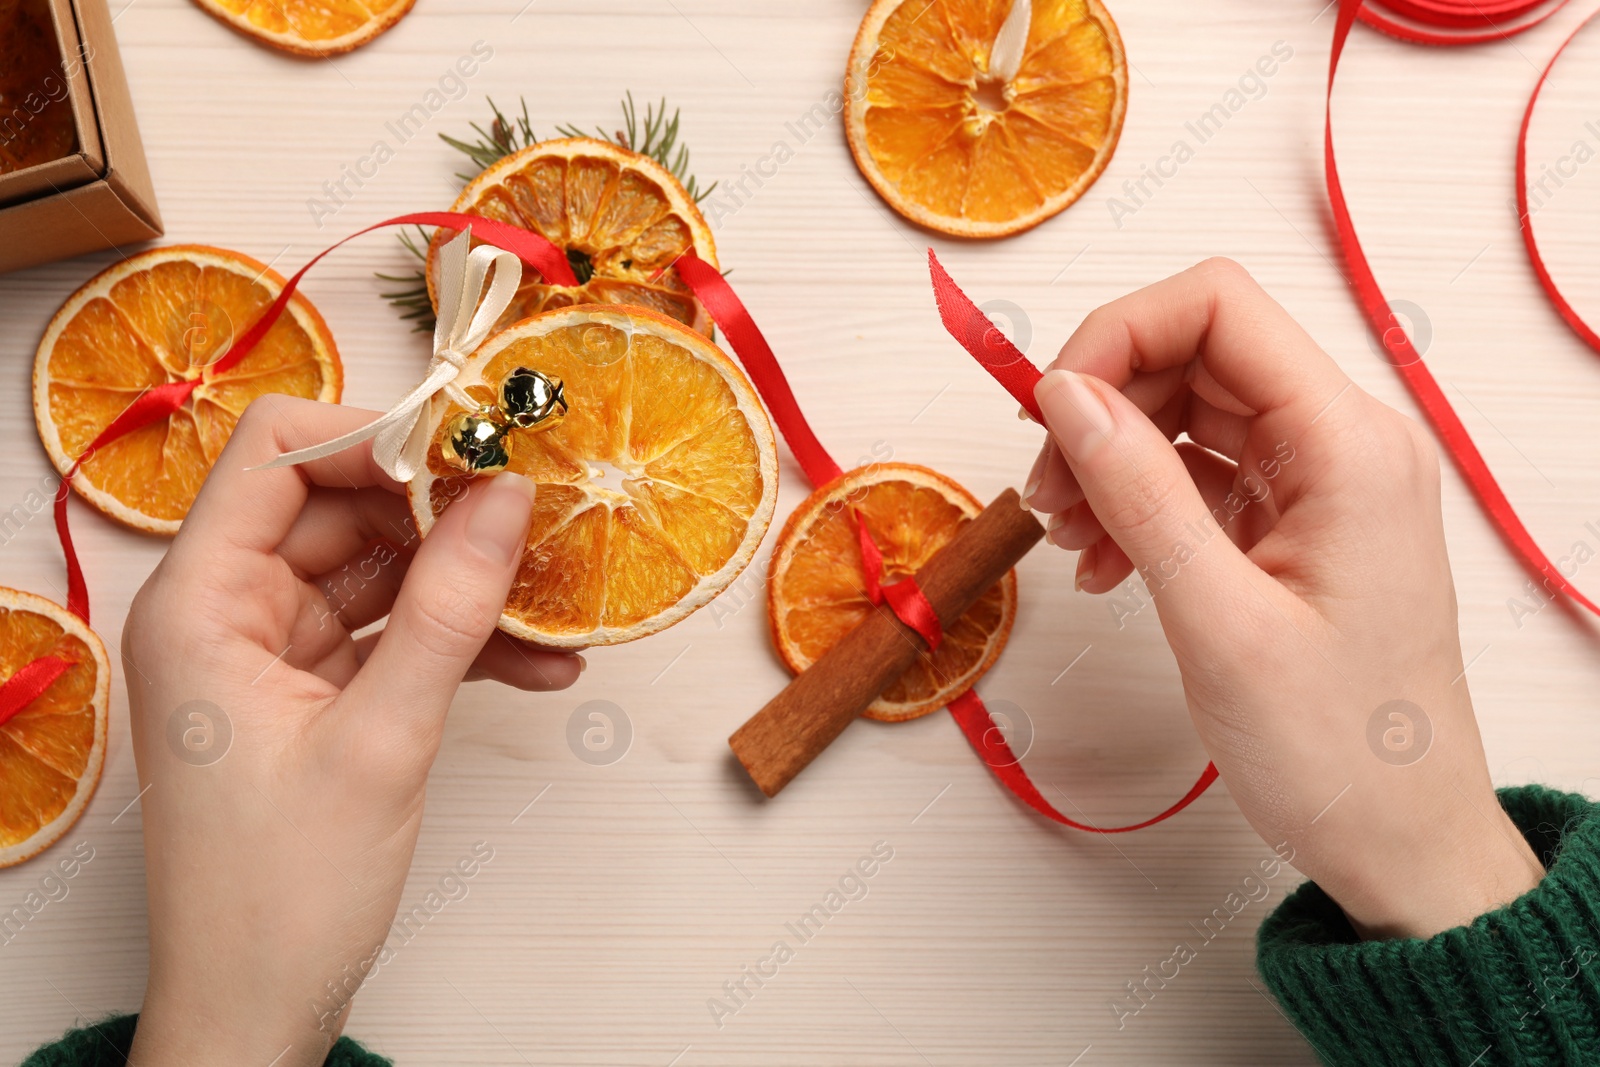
xmin=407 ymin=304 xmax=777 ymax=647
xmin=428 ymin=137 xmax=717 ymax=337
xmin=845 ymin=0 xmax=1128 ymax=237
xmin=188 ymin=0 xmax=415 ymax=55
xmin=34 ymin=245 xmax=342 ymax=534
xmin=768 ymin=463 xmax=1016 ymax=721
xmin=0 ymin=589 xmax=109 ymax=869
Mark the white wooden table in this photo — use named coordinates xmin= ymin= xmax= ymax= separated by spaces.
xmin=5 ymin=0 xmax=1600 ymax=1062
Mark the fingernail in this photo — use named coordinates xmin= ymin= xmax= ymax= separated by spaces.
xmin=1074 ymin=545 xmax=1097 ymax=591
xmin=1017 ymin=404 xmax=1036 ymax=422
xmin=1021 ymin=443 xmax=1049 ymax=509
xmin=574 ymin=653 xmax=587 ymax=673
xmin=1045 ymin=511 xmax=1068 ymax=547
xmin=467 ymin=473 xmax=537 ymax=565
xmin=1036 ymin=370 xmax=1114 ymax=463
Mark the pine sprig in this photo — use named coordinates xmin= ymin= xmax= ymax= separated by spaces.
xmin=376 ymin=227 xmax=436 ymax=334
xmin=438 ymin=97 xmax=539 ymax=184
xmin=381 ymin=94 xmax=715 ymax=333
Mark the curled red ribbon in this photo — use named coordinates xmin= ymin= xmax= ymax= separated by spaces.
xmin=676 ymin=250 xmax=1214 ymax=832
xmin=1516 ymin=5 xmax=1600 ymax=354
xmin=949 ymin=690 xmax=1220 ymax=834
xmin=1329 ymin=0 xmax=1600 ymax=618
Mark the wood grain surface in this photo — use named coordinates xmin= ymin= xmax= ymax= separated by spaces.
xmin=3 ymin=0 xmax=1600 ymax=1063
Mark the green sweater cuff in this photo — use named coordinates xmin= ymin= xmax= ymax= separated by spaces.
xmin=20 ymin=1013 xmax=393 ymax=1066
xmin=1257 ymin=784 xmax=1600 ymax=1066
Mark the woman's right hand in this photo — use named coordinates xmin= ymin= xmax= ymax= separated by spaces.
xmin=1023 ymin=258 xmax=1543 ymax=939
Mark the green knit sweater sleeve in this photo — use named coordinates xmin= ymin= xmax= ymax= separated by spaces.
xmin=1257 ymin=784 xmax=1600 ymax=1065
xmin=20 ymin=1014 xmax=393 ymax=1066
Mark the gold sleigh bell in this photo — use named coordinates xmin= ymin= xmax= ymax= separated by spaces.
xmin=441 ymin=366 xmax=569 ymax=474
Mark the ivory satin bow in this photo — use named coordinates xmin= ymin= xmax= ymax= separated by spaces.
xmin=254 ymin=227 xmax=523 ymax=482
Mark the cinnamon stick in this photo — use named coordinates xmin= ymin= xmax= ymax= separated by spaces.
xmin=730 ymin=488 xmax=1045 ymax=797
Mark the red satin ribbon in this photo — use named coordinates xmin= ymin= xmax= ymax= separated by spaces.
xmin=673 ymin=252 xmax=949 ymax=649
xmin=671 ymin=254 xmax=842 ymax=488
xmin=1358 ymin=0 xmax=1567 ymax=43
xmin=950 ymin=690 xmax=1222 ymax=833
xmin=872 ymin=556 xmax=945 ymax=652
xmin=924 ymin=251 xmax=1220 ymax=831
xmin=1516 ymin=6 xmax=1600 ymax=353
xmin=1329 ymin=0 xmax=1600 ymax=617
xmin=676 ymin=250 xmax=1213 ymax=832
xmin=0 ymin=655 xmax=73 ymax=730
xmin=929 ymin=251 xmax=1045 ymax=423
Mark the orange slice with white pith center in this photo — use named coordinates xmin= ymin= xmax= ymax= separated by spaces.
xmin=845 ymin=0 xmax=1127 ymax=237
xmin=407 ymin=304 xmax=777 ymax=647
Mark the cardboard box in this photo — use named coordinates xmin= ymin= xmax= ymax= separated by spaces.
xmin=0 ymin=0 xmax=161 ymax=273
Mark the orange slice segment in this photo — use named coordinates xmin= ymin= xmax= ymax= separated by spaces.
xmin=845 ymin=0 xmax=1127 ymax=237
xmin=427 ymin=138 xmax=717 ymax=338
xmin=33 ymin=245 xmax=342 ymax=534
xmin=406 ymin=304 xmax=777 ymax=647
xmin=0 ymin=589 xmax=110 ymax=869
xmin=768 ymin=463 xmax=1016 ymax=721
xmin=188 ymin=0 xmax=416 ymax=55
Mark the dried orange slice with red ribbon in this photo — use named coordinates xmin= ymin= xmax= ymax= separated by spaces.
xmin=768 ymin=463 xmax=1016 ymax=721
xmin=33 ymin=245 xmax=342 ymax=534
xmin=0 ymin=588 xmax=109 ymax=868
